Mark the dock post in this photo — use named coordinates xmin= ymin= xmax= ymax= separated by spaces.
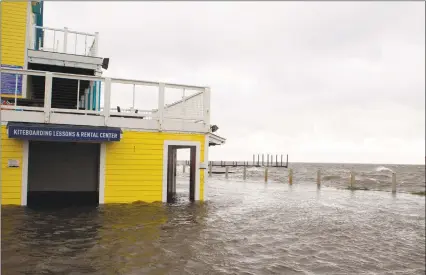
xmin=183 ymin=164 xmax=186 ymax=173
xmin=225 ymin=167 xmax=229 ymax=179
xmin=281 ymin=155 xmax=283 ymax=166
xmin=276 ymin=155 xmax=278 ymax=166
xmin=264 ymin=167 xmax=268 ymax=183
xmin=316 ymin=169 xmax=321 ymax=186
xmin=209 ymin=162 xmax=212 ymax=177
xmin=392 ymin=172 xmax=397 ymax=193
xmin=253 ymin=155 xmax=255 ymax=166
xmin=289 ymin=168 xmax=293 ymax=185
xmin=243 ymin=165 xmax=247 ymax=180
xmin=262 ymin=154 xmax=264 ymax=166
xmin=350 ymin=171 xmax=355 ymax=188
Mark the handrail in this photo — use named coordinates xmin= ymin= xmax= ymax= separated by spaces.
xmin=31 ymin=25 xmax=99 ymax=57
xmin=0 ymin=68 xmax=208 ymax=90
xmin=34 ymin=25 xmax=96 ymax=37
xmin=0 ymin=68 xmax=211 ymax=132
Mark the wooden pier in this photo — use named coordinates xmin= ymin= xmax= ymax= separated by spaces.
xmin=180 ymin=154 xmax=289 ymax=168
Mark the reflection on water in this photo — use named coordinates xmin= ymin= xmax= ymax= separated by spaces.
xmin=2 ymin=175 xmax=425 ymax=274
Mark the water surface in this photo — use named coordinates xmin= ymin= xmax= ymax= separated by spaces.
xmin=2 ymin=163 xmax=425 ymax=274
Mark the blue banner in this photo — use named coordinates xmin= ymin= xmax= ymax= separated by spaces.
xmin=1 ymin=64 xmax=23 ymax=95
xmin=8 ymin=124 xmax=121 ymax=142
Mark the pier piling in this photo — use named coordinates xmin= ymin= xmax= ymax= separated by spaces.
xmin=225 ymin=167 xmax=229 ymax=179
xmin=392 ymin=172 xmax=397 ymax=193
xmin=209 ymin=162 xmax=212 ymax=177
xmin=289 ymin=168 xmax=293 ymax=185
xmin=182 ymin=165 xmax=185 ymax=173
xmin=243 ymin=165 xmax=247 ymax=180
xmin=317 ymin=169 xmax=321 ymax=186
xmin=350 ymin=171 xmax=355 ymax=188
xmin=264 ymin=167 xmax=268 ymax=183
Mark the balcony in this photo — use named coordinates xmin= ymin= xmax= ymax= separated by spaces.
xmin=27 ymin=25 xmax=104 ymax=72
xmin=0 ymin=68 xmax=210 ymax=134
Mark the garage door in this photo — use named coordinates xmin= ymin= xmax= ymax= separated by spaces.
xmin=28 ymin=141 xmax=100 ymax=192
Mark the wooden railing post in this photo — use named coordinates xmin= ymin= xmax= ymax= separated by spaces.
xmin=103 ymin=78 xmax=111 ymax=125
xmin=63 ymin=27 xmax=68 ymax=53
xmin=93 ymin=32 xmax=99 ymax=56
xmin=203 ymin=87 xmax=210 ymax=132
xmin=158 ymin=83 xmax=165 ymax=131
xmin=44 ymin=72 xmax=53 ymax=123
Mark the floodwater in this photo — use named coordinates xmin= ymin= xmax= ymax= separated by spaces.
xmin=2 ymin=163 xmax=425 ymax=275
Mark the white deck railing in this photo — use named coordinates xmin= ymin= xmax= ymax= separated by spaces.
xmin=30 ymin=25 xmax=99 ymax=57
xmin=0 ymin=68 xmax=210 ymax=133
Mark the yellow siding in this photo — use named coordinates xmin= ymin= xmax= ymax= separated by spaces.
xmin=1 ymin=125 xmax=23 ymax=205
xmin=105 ymin=131 xmax=206 ymax=203
xmin=0 ymin=1 xmax=28 ymax=66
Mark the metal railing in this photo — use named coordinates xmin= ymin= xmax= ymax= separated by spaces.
xmin=0 ymin=68 xmax=210 ymax=132
xmin=30 ymin=25 xmax=99 ymax=57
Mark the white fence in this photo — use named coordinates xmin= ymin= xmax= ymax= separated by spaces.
xmin=30 ymin=25 xmax=99 ymax=57
xmin=0 ymin=68 xmax=210 ymax=133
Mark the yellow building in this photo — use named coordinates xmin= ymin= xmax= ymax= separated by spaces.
xmin=0 ymin=1 xmax=225 ymax=207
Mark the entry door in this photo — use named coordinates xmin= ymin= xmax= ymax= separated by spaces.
xmin=166 ymin=145 xmax=196 ymax=202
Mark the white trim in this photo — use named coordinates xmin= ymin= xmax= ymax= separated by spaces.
xmin=22 ymin=1 xmax=32 ymax=98
xmin=162 ymin=140 xmax=201 ymax=202
xmin=28 ymin=49 xmax=103 ymax=64
xmin=98 ymin=143 xmax=106 ymax=204
xmin=204 ymin=135 xmax=209 ymax=201
xmin=21 ymin=141 xmax=29 ymax=206
xmin=208 ymin=133 xmax=226 ymax=145
xmin=28 ymin=57 xmax=101 ymax=71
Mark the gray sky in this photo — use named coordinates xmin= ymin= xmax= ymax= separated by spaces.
xmin=44 ymin=2 xmax=425 ymax=164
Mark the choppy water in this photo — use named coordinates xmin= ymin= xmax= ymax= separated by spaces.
xmin=2 ymin=163 xmax=425 ymax=275
xmin=219 ymin=162 xmax=426 ymax=194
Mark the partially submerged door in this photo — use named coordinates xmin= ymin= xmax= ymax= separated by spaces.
xmin=27 ymin=141 xmax=100 ymax=207
xmin=166 ymin=145 xmax=197 ymax=203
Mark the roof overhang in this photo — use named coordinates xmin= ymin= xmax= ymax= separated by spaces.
xmin=27 ymin=49 xmax=104 ymax=71
xmin=209 ymin=133 xmax=226 ymax=146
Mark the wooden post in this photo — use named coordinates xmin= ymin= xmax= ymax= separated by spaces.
xmin=392 ymin=172 xmax=397 ymax=193
xmin=289 ymin=168 xmax=293 ymax=185
xmin=276 ymin=155 xmax=278 ymax=166
xmin=281 ymin=155 xmax=283 ymax=166
xmin=267 ymin=154 xmax=269 ymax=167
xmin=262 ymin=154 xmax=264 ymax=166
xmin=225 ymin=166 xmax=229 ymax=179
xmin=253 ymin=155 xmax=255 ymax=166
xmin=257 ymin=154 xmax=260 ymax=166
xmin=264 ymin=167 xmax=268 ymax=183
xmin=316 ymin=169 xmax=321 ymax=186
xmin=350 ymin=171 xmax=355 ymax=188
xmin=243 ymin=165 xmax=247 ymax=180
xmin=183 ymin=164 xmax=186 ymax=173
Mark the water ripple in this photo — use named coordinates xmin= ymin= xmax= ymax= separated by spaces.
xmin=2 ymin=175 xmax=425 ymax=274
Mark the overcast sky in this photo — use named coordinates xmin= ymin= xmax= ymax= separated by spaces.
xmin=44 ymin=2 xmax=425 ymax=164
